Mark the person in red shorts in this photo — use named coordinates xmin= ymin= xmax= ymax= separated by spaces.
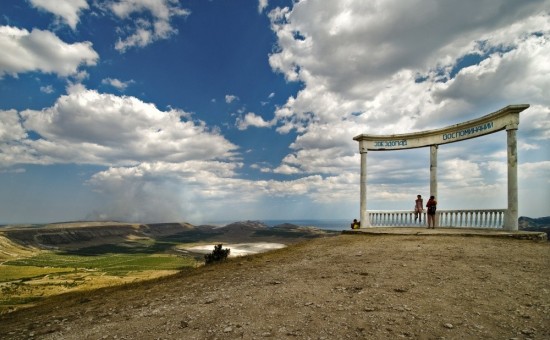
xmin=426 ymin=195 xmax=437 ymax=229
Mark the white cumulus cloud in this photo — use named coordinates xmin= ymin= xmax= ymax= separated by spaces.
xmin=0 ymin=26 xmax=98 ymax=78
xmin=258 ymin=0 xmax=269 ymax=14
xmin=101 ymin=77 xmax=134 ymax=91
xmin=225 ymin=94 xmax=239 ymax=104
xmin=236 ymin=112 xmax=275 ymax=130
xmin=40 ymin=85 xmax=54 ymax=94
xmin=30 ymin=0 xmax=89 ymax=30
xmin=3 ymin=85 xmax=238 ymax=167
xmin=108 ymin=0 xmax=190 ymax=52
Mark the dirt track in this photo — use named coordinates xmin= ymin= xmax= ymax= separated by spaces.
xmin=1 ymin=233 xmax=549 ymax=339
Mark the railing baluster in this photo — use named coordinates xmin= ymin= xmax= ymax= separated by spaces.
xmin=480 ymin=211 xmax=484 ymax=228
xmin=364 ymin=209 xmax=506 ymax=229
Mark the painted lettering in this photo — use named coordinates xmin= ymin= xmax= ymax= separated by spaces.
xmin=442 ymin=121 xmax=493 ymax=141
xmin=373 ymin=140 xmax=408 ymax=148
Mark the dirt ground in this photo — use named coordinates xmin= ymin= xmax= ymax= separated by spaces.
xmin=0 ymin=233 xmax=549 ymax=339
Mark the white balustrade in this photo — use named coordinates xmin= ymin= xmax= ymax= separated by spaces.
xmin=367 ymin=209 xmax=506 ymax=228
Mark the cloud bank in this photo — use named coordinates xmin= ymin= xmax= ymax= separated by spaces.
xmin=1 ymin=0 xmax=549 ymax=222
xmin=264 ymin=0 xmax=549 ymax=216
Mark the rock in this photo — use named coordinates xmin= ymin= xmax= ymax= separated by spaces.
xmin=444 ymin=323 xmax=454 ymax=329
xmin=521 ymin=328 xmax=534 ymax=335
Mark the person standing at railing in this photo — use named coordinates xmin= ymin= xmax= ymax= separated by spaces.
xmin=426 ymin=196 xmax=437 ymax=229
xmin=350 ymin=219 xmax=361 ymax=229
xmin=414 ymin=195 xmax=424 ymax=223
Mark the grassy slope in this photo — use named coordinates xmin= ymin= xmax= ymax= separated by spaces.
xmin=0 ymin=222 xmax=336 ymax=314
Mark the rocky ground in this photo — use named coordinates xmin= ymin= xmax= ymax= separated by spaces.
xmin=0 ymin=233 xmax=549 ymax=339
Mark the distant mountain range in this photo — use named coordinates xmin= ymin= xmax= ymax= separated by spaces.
xmin=519 ymin=216 xmax=550 ymax=238
xmin=0 ymin=220 xmax=338 ymax=254
xmin=1 ymin=217 xmax=548 ymax=251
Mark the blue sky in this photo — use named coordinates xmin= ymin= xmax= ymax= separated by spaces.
xmin=1 ymin=0 xmax=549 ymax=224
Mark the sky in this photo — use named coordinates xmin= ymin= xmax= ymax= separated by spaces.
xmin=0 ymin=0 xmax=549 ymax=225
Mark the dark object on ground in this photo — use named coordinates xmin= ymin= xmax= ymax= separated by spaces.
xmin=204 ymin=244 xmax=230 ymax=264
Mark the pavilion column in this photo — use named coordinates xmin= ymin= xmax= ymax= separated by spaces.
xmin=504 ymin=124 xmax=519 ymax=231
xmin=359 ymin=150 xmax=370 ymax=227
xmin=430 ymin=145 xmax=438 ymax=199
